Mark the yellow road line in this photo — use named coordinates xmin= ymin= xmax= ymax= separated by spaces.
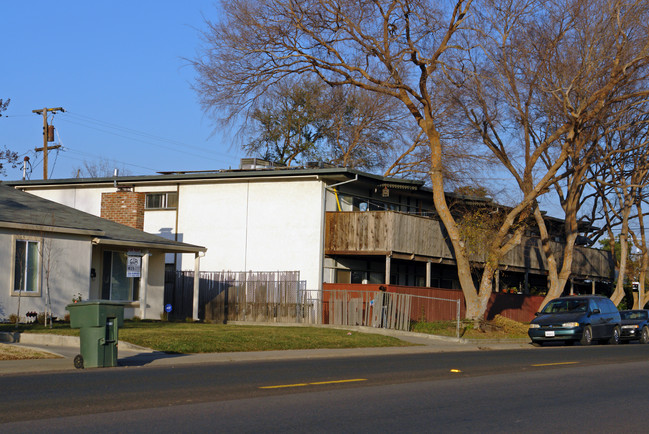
xmin=260 ymin=379 xmax=367 ymax=389
xmin=532 ymin=361 xmax=579 ymax=367
xmin=309 ymin=379 xmax=367 ymax=386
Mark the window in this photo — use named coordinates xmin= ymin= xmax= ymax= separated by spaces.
xmin=145 ymin=192 xmax=178 ymax=210
xmin=14 ymin=239 xmax=40 ymax=294
xmin=101 ymin=251 xmax=140 ymax=301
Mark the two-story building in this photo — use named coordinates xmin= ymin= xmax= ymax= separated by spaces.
xmin=7 ymin=160 xmax=613 ymax=319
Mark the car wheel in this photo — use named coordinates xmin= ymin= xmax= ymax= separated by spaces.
xmin=73 ymin=354 xmax=84 ymax=369
xmin=641 ymin=326 xmax=649 ymax=344
xmin=608 ymin=326 xmax=621 ymax=345
xmin=580 ymin=325 xmax=593 ymax=345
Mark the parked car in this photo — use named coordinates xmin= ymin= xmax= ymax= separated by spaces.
xmin=528 ymin=295 xmax=621 ymax=346
xmin=619 ymin=310 xmax=649 ymax=344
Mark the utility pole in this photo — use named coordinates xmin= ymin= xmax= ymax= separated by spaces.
xmin=33 ymin=107 xmax=64 ymax=179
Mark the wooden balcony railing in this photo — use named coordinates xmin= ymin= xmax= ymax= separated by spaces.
xmin=325 ymin=211 xmax=612 ymax=279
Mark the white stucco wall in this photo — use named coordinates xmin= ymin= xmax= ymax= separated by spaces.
xmin=25 ymin=187 xmax=115 ymax=216
xmin=17 ymin=175 xmax=327 ymax=292
xmin=0 ymin=229 xmax=92 ymax=321
xmin=174 ymin=179 xmax=325 ymax=289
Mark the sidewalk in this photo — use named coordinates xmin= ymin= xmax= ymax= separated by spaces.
xmin=0 ymin=328 xmax=533 ymax=375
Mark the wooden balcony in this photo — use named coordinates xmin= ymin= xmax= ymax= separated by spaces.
xmin=325 ymin=211 xmax=613 ymax=279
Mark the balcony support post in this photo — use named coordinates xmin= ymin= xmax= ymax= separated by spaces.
xmin=495 ymin=269 xmax=500 ymax=293
xmin=385 ymin=254 xmax=391 ymax=285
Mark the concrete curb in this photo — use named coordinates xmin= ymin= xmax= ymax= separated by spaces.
xmin=0 ymin=332 xmax=153 ymax=352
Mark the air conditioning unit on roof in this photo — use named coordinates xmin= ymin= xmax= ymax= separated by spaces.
xmin=239 ymin=158 xmax=286 ymax=170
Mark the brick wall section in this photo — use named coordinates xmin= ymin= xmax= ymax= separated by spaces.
xmin=101 ymin=191 xmax=145 ymax=230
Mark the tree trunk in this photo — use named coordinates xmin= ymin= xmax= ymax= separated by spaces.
xmin=611 ymin=231 xmax=629 ymax=306
xmin=611 ymin=204 xmax=633 ymax=307
xmin=424 ymin=120 xmax=484 ymax=320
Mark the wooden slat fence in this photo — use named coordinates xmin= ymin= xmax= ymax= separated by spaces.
xmin=321 ymin=288 xmax=460 ymax=333
xmin=164 ymin=270 xmax=310 ymax=322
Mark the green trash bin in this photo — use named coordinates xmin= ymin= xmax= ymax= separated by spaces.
xmin=66 ymin=301 xmax=124 ymax=369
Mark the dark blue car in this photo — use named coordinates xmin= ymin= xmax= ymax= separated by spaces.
xmin=619 ymin=310 xmax=649 ymax=343
xmin=528 ymin=296 xmax=621 ymax=346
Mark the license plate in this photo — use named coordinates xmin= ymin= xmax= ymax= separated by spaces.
xmin=545 ymin=331 xmax=555 ymax=337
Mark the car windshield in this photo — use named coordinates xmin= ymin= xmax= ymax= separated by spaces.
xmin=620 ymin=311 xmax=648 ymax=320
xmin=542 ymin=299 xmax=588 ymax=314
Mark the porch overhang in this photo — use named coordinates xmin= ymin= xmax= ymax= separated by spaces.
xmin=91 ymin=237 xmax=206 ymax=254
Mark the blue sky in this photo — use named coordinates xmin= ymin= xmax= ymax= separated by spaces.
xmin=1 ymin=1 xmax=244 ymax=180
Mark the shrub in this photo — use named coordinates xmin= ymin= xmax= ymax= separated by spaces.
xmin=9 ymin=314 xmax=19 ymax=324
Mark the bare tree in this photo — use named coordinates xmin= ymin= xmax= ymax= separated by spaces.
xmin=322 ymin=86 xmax=405 ymax=171
xmin=192 ymin=0 xmax=649 ymax=319
xmin=193 ymin=0 xmax=498 ymax=319
xmin=0 ymin=98 xmax=19 ymax=175
xmin=72 ymin=159 xmax=132 ymax=178
xmin=586 ymin=112 xmax=649 ymax=306
xmin=630 ymin=188 xmax=649 ymax=308
xmin=455 ymin=0 xmax=649 ymax=309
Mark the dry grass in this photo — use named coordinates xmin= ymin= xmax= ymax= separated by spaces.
xmin=0 ymin=343 xmax=60 ymax=361
xmin=490 ymin=315 xmax=530 ymax=335
xmin=411 ymin=315 xmax=530 ymax=339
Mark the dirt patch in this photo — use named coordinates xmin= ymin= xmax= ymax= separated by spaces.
xmin=489 ymin=315 xmax=530 ymax=334
xmin=0 ymin=343 xmax=60 ymax=361
xmin=464 ymin=315 xmax=529 ymax=338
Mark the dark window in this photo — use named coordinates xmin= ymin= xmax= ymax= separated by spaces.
xmin=145 ymin=192 xmax=178 ymax=209
xmin=14 ymin=240 xmax=39 ymax=293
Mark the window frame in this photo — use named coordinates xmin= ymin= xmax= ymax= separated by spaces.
xmin=101 ymin=250 xmax=140 ymax=302
xmin=11 ymin=236 xmax=41 ymax=297
xmin=144 ymin=192 xmax=178 ymax=210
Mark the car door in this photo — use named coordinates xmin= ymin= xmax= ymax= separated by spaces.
xmin=590 ymin=298 xmax=607 ymax=339
xmin=595 ymin=298 xmax=616 ymax=338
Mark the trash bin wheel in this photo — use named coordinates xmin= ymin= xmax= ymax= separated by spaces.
xmin=73 ymin=354 xmax=84 ymax=369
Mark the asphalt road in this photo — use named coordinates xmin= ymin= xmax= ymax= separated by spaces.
xmin=2 ymin=344 xmax=649 ymax=432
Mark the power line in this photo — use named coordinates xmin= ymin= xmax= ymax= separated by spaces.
xmin=57 ymin=147 xmax=159 ymax=174
xmin=61 ymin=111 xmax=237 ymax=162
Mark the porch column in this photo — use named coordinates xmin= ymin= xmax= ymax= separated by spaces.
xmin=193 ymin=252 xmax=201 ymax=321
xmin=570 ymin=278 xmax=574 ymax=295
xmin=495 ymin=269 xmax=500 ymax=293
xmin=592 ymin=279 xmax=596 ymax=294
xmin=385 ymin=254 xmax=391 ymax=285
xmin=426 ymin=260 xmax=431 ymax=287
xmin=139 ymin=251 xmax=150 ymax=320
xmin=524 ymin=270 xmax=529 ymax=294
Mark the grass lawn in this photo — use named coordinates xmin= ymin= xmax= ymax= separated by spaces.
xmin=0 ymin=322 xmax=412 ymax=354
xmin=0 ymin=314 xmax=530 ymax=356
xmin=0 ymin=343 xmax=60 ymax=360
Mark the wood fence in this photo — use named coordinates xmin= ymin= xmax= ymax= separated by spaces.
xmin=323 ymin=283 xmax=545 ymax=323
xmin=165 ymin=274 xmax=544 ymax=328
xmin=164 ymin=270 xmax=309 ymax=322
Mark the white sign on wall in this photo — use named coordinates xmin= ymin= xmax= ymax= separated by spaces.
xmin=126 ymin=255 xmax=141 ymax=278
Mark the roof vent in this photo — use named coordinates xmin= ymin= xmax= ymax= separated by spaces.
xmin=239 ymin=158 xmax=285 ymax=170
xmin=306 ymin=161 xmax=335 ymax=169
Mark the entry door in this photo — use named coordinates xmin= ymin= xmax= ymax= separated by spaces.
xmin=101 ymin=251 xmax=139 ymax=301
